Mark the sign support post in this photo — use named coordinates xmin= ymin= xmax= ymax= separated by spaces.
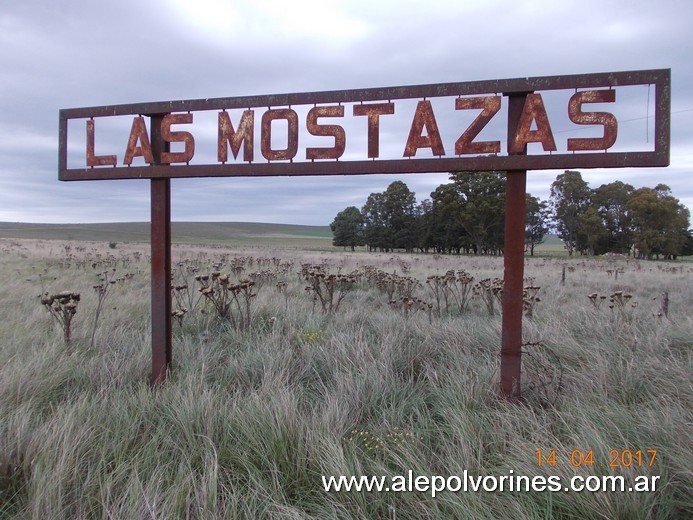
xmin=150 ymin=115 xmax=172 ymax=384
xmin=150 ymin=177 xmax=171 ymax=384
xmin=501 ymin=92 xmax=528 ymax=399
xmin=501 ymin=169 xmax=526 ymax=398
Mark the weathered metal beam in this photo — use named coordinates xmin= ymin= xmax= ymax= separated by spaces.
xmin=58 ymin=151 xmax=670 ymax=181
xmin=59 ymin=69 xmax=669 ymax=119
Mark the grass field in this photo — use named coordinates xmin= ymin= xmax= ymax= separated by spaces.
xmin=0 ymin=236 xmax=691 ymax=519
xmin=0 ymin=222 xmax=333 ymax=250
xmin=0 ymin=221 xmax=590 ymax=256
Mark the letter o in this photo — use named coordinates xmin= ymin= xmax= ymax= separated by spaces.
xmin=261 ymin=109 xmax=299 ymax=161
xmin=447 ymin=476 xmax=462 ymax=492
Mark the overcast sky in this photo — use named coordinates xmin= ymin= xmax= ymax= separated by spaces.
xmin=1 ymin=0 xmax=691 ymax=226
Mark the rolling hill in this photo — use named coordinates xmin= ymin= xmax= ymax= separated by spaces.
xmin=0 ymin=221 xmax=333 ymax=248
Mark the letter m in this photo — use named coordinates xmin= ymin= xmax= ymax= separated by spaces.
xmin=218 ymin=110 xmax=254 ymax=162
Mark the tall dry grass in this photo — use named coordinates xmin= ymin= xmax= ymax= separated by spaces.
xmin=0 ymin=238 xmax=690 ymax=519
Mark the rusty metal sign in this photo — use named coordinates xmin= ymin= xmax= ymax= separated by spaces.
xmin=60 ymin=69 xmax=670 ymax=181
xmin=58 ymin=69 xmax=670 ymax=395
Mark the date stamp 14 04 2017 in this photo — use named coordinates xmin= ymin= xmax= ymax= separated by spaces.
xmin=536 ymin=449 xmax=658 ymax=469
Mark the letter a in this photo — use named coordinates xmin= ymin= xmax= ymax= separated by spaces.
xmin=404 ymin=100 xmax=445 ymax=157
xmin=123 ymin=116 xmax=154 ymax=165
xmin=509 ymin=93 xmax=557 ymax=153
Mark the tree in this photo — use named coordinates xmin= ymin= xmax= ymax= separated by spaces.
xmin=330 ymin=206 xmax=365 ymax=251
xmin=525 ymin=194 xmax=550 ymax=256
xmin=414 ymin=198 xmax=435 ymax=253
xmin=429 ymin=183 xmax=466 ymax=254
xmin=361 ymin=181 xmax=417 ymax=252
xmin=451 ymin=171 xmax=506 ymax=254
xmin=361 ymin=192 xmax=387 ymax=252
xmin=628 ymin=184 xmax=690 ymax=259
xmin=576 ymin=206 xmax=609 ymax=255
xmin=383 ymin=181 xmax=417 ymax=252
xmin=681 ymin=229 xmax=693 ymax=257
xmin=550 ymin=170 xmax=591 ymax=255
xmin=592 ymin=181 xmax=634 ymax=254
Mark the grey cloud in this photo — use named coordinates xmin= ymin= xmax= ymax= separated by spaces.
xmin=0 ymin=0 xmax=691 ymax=226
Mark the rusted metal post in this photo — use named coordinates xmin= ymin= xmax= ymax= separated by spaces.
xmin=501 ymin=170 xmax=526 ymax=398
xmin=501 ymin=93 xmax=528 ymax=399
xmin=150 ymin=178 xmax=171 ymax=384
xmin=150 ymin=115 xmax=172 ymax=384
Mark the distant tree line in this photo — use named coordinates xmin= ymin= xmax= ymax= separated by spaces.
xmin=550 ymin=170 xmax=691 ymax=259
xmin=330 ymin=170 xmax=692 ymax=259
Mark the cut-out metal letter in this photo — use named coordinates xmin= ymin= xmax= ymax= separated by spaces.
xmin=567 ymin=90 xmax=618 ymax=151
xmin=261 ymin=109 xmax=299 ymax=161
xmin=509 ymin=93 xmax=557 ymax=153
xmin=455 ymin=96 xmax=501 ymax=155
xmin=306 ymin=106 xmax=346 ymax=160
xmin=218 ymin=110 xmax=254 ymax=162
xmin=353 ymin=102 xmax=395 ymax=158
xmin=403 ymin=100 xmax=445 ymax=157
xmin=123 ymin=116 xmax=154 ymax=165
xmin=86 ymin=119 xmax=117 ymax=167
xmin=160 ymin=113 xmax=195 ymax=164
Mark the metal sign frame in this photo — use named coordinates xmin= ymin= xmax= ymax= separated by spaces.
xmin=58 ymin=69 xmax=670 ymax=397
xmin=60 ymin=69 xmax=669 ymax=181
